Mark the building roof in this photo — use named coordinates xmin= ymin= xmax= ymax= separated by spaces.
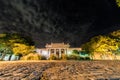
xmin=45 ymin=43 xmax=70 ymax=48
xmin=68 ymin=48 xmax=82 ymax=51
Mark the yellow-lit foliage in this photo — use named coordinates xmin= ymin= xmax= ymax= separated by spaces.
xmin=12 ymin=43 xmax=35 ymax=56
xmin=61 ymin=54 xmax=68 ymax=60
xmin=0 ymin=34 xmax=6 ymax=38
xmin=111 ymin=30 xmax=120 ymax=38
xmin=110 ymin=30 xmax=120 ymax=47
xmin=82 ymin=35 xmax=119 ymax=55
xmin=49 ymin=54 xmax=57 ymax=60
xmin=116 ymin=0 xmax=120 ymax=7
xmin=93 ymin=36 xmax=118 ymax=54
xmin=95 ymin=44 xmax=118 ymax=54
xmin=21 ymin=53 xmax=41 ymax=60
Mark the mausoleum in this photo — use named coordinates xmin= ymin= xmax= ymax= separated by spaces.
xmin=36 ymin=43 xmax=81 ymax=59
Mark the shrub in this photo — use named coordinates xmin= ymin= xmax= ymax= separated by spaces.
xmin=49 ymin=54 xmax=57 ymax=60
xmin=21 ymin=53 xmax=46 ymax=60
xmin=68 ymin=54 xmax=81 ymax=60
xmin=79 ymin=57 xmax=85 ymax=60
xmin=39 ymin=55 xmax=47 ymax=60
xmin=85 ymin=57 xmax=91 ymax=60
xmin=61 ymin=54 xmax=68 ymax=60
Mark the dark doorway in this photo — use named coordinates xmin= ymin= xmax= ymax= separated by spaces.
xmin=56 ymin=49 xmax=59 ymax=58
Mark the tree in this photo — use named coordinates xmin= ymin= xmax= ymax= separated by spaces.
xmin=110 ymin=30 xmax=120 ymax=46
xmin=0 ymin=33 xmax=35 ymax=60
xmin=94 ymin=36 xmax=118 ymax=53
xmin=110 ymin=30 xmax=120 ymax=37
xmin=82 ymin=35 xmax=119 ymax=57
xmin=110 ymin=30 xmax=120 ymax=55
xmin=81 ymin=35 xmax=101 ymax=55
xmin=116 ymin=0 xmax=120 ymax=7
xmin=0 ymin=33 xmax=34 ymax=47
xmin=72 ymin=50 xmax=79 ymax=54
xmin=12 ymin=43 xmax=35 ymax=57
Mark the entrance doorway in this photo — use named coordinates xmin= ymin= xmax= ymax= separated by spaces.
xmin=56 ymin=49 xmax=59 ymax=58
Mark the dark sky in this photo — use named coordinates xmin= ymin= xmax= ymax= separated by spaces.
xmin=0 ymin=0 xmax=120 ymax=47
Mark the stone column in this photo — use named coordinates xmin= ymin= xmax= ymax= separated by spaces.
xmin=49 ymin=49 xmax=51 ymax=57
xmin=65 ymin=49 xmax=67 ymax=55
xmin=54 ymin=49 xmax=56 ymax=56
xmin=59 ymin=49 xmax=61 ymax=58
xmin=48 ymin=49 xmax=50 ymax=58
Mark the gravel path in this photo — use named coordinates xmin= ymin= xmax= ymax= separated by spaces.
xmin=0 ymin=60 xmax=120 ymax=80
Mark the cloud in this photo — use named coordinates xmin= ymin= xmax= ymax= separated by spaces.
xmin=0 ymin=0 xmax=119 ymax=47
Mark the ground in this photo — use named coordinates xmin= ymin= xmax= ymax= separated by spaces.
xmin=0 ymin=60 xmax=120 ymax=80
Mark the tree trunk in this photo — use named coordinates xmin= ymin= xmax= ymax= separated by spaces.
xmin=8 ymin=54 xmax=12 ymax=61
xmin=18 ymin=56 xmax=22 ymax=60
xmin=0 ymin=53 xmax=6 ymax=61
xmin=18 ymin=54 xmax=22 ymax=60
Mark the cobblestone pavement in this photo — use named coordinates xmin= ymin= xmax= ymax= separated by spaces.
xmin=0 ymin=60 xmax=120 ymax=80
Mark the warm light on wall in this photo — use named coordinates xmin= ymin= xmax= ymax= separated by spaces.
xmin=67 ymin=51 xmax=72 ymax=55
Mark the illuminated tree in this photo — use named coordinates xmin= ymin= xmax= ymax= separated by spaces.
xmin=110 ymin=30 xmax=120 ymax=42
xmin=110 ymin=30 xmax=120 ymax=55
xmin=0 ymin=33 xmax=35 ymax=60
xmin=116 ymin=0 xmax=120 ymax=7
xmin=82 ymin=36 xmax=101 ymax=53
xmin=12 ymin=43 xmax=35 ymax=57
xmin=95 ymin=36 xmax=118 ymax=52
xmin=0 ymin=33 xmax=34 ymax=47
xmin=110 ymin=30 xmax=120 ymax=38
xmin=82 ymin=35 xmax=118 ymax=56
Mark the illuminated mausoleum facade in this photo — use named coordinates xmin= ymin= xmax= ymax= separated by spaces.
xmin=36 ymin=43 xmax=120 ymax=60
xmin=36 ymin=43 xmax=81 ymax=59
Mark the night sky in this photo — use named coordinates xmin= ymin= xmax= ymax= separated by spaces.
xmin=0 ymin=0 xmax=120 ymax=47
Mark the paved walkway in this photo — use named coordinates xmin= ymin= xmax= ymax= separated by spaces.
xmin=0 ymin=61 xmax=120 ymax=80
